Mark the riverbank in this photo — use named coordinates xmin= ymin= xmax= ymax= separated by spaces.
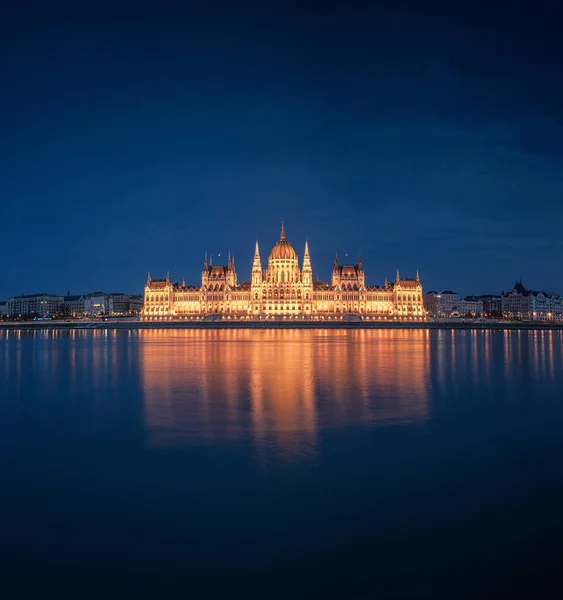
xmin=2 ymin=319 xmax=563 ymax=331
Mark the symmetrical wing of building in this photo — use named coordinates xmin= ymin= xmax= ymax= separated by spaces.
xmin=141 ymin=223 xmax=424 ymax=320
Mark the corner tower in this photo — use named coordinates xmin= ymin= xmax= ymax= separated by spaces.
xmin=251 ymin=240 xmax=263 ymax=314
xmin=302 ymin=240 xmax=313 ymax=314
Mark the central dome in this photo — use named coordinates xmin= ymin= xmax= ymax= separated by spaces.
xmin=269 ymin=222 xmax=297 ymax=261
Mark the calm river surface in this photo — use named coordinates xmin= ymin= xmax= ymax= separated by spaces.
xmin=1 ymin=329 xmax=563 ymax=597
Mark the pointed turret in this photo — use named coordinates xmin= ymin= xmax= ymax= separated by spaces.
xmin=331 ymin=251 xmax=341 ymax=287
xmin=225 ymin=251 xmax=237 ymax=287
xmin=416 ymin=270 xmax=420 ymax=282
xmin=251 ymin=240 xmax=262 ymax=288
xmin=302 ymin=239 xmax=312 ymax=287
xmin=147 ymin=272 xmax=151 ymax=284
xmin=356 ymin=253 xmax=365 ymax=287
xmin=384 ymin=277 xmax=388 ymax=288
xmin=201 ymin=255 xmax=209 ymax=288
xmin=396 ymin=269 xmax=400 ymax=283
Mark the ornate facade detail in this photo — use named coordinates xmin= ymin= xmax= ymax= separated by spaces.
xmin=141 ymin=223 xmax=424 ymax=320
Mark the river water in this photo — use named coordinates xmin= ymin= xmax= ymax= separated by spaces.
xmin=1 ymin=329 xmax=563 ymax=597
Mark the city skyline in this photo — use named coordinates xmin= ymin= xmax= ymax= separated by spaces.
xmin=2 ymin=2 xmax=563 ymax=300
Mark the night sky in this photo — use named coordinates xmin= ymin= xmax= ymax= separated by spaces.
xmin=2 ymin=1 xmax=562 ymax=300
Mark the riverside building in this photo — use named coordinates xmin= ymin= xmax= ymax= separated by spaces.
xmin=502 ymin=281 xmax=563 ymax=321
xmin=423 ymin=290 xmax=460 ymax=317
xmin=6 ymin=294 xmax=63 ymax=318
xmin=141 ymin=223 xmax=424 ymax=320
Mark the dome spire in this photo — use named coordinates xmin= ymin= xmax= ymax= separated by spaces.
xmin=280 ymin=219 xmax=286 ymax=241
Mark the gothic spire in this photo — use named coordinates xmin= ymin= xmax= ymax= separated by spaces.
xmin=280 ymin=219 xmax=286 ymax=241
xmin=303 ymin=239 xmax=312 ymax=272
xmin=416 ymin=269 xmax=420 ymax=282
xmin=396 ymin=269 xmax=400 ymax=282
xmin=252 ymin=240 xmax=262 ymax=285
xmin=147 ymin=272 xmax=151 ymax=283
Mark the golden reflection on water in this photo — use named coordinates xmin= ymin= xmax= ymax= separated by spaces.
xmin=2 ymin=328 xmax=563 ymax=458
xmin=138 ymin=329 xmax=432 ymax=456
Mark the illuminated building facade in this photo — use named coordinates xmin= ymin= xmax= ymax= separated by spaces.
xmin=501 ymin=280 xmax=563 ymax=321
xmin=141 ymin=222 xmax=424 ymax=320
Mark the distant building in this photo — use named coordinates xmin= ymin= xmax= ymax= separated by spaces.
xmin=128 ymin=295 xmax=144 ymax=315
xmin=502 ymin=281 xmax=563 ymax=321
xmin=480 ymin=295 xmax=502 ymax=316
xmin=531 ymin=291 xmax=550 ymax=320
xmin=551 ymin=295 xmax=563 ymax=321
xmin=439 ymin=291 xmax=461 ymax=315
xmin=6 ymin=294 xmax=63 ymax=318
xmin=62 ymin=294 xmax=86 ymax=317
xmin=84 ymin=292 xmax=111 ymax=316
xmin=459 ymin=296 xmax=483 ymax=317
xmin=0 ymin=301 xmax=6 ymax=317
xmin=501 ymin=281 xmax=530 ymax=318
xmin=109 ymin=294 xmax=129 ymax=316
xmin=423 ymin=290 xmax=460 ymax=317
xmin=422 ymin=292 xmax=440 ymax=317
xmin=81 ymin=293 xmax=142 ymax=317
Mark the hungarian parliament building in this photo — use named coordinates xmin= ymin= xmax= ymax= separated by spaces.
xmin=141 ymin=223 xmax=424 ymax=320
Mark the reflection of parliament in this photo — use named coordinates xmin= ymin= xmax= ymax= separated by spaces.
xmin=141 ymin=222 xmax=424 ymax=320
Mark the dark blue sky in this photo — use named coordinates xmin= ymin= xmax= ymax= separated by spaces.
xmin=2 ymin=1 xmax=562 ymax=299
